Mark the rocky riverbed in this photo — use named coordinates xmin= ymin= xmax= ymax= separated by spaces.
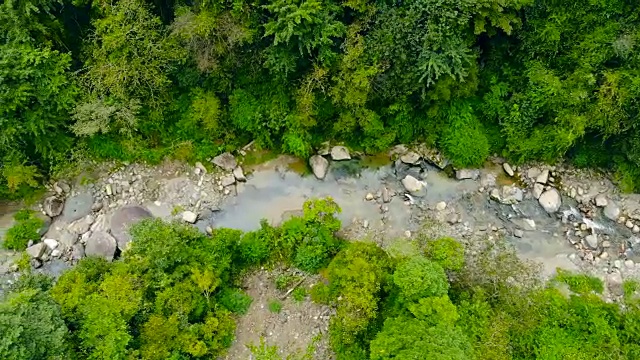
xmin=2 ymin=143 xmax=640 ymax=356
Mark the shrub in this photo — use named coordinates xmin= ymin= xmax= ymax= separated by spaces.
xmin=292 ymin=287 xmax=307 ymax=302
xmin=393 ymin=256 xmax=449 ymax=302
xmin=441 ymin=101 xmax=490 ymax=168
xmin=423 ymin=237 xmax=465 ymax=271
xmin=3 ymin=210 xmax=44 ymax=250
xmin=554 ymin=269 xmax=604 ymax=294
xmin=268 ymin=300 xmax=283 ymax=313
xmin=218 ymin=288 xmax=253 ymax=315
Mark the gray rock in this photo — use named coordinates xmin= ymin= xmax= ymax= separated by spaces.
xmin=212 ymin=152 xmax=238 ymax=171
xmin=30 ymin=258 xmax=42 ymax=269
xmin=603 ymin=200 xmax=620 ymax=221
xmin=35 ymin=213 xmax=52 ymax=236
xmin=514 ymin=229 xmax=524 ymax=238
xmin=105 ymin=184 xmax=113 ymax=196
xmin=110 ymin=206 xmax=152 ymax=250
xmin=233 ymin=166 xmax=246 ymax=182
xmin=221 ymin=174 xmax=236 ymax=187
xmin=91 ymin=201 xmax=104 ymax=212
xmin=480 ymin=173 xmax=497 ymax=188
xmin=54 ymin=181 xmax=71 ymax=194
xmin=455 ymin=169 xmax=480 ymax=181
xmin=195 ymin=162 xmax=207 ymax=175
xmin=400 ymin=152 xmax=421 ymax=165
xmin=533 ymin=183 xmax=544 ymax=199
xmin=182 ymin=211 xmax=198 ymax=224
xmin=309 ymin=155 xmax=329 ymax=180
xmin=26 ymin=243 xmax=48 ymax=259
xmin=535 ymin=169 xmax=549 ymax=184
xmin=330 ymin=146 xmax=351 ymax=161
xmin=71 ymin=243 xmax=85 ymax=261
xmin=58 ymin=230 xmax=78 ymax=248
xmin=401 ymin=175 xmax=426 ymax=197
xmin=435 ymin=201 xmax=447 ymax=211
xmin=43 ymin=196 xmax=64 ymax=217
xmin=500 ymin=185 xmax=523 ymax=204
xmin=317 ymin=142 xmax=331 ymax=156
xmin=382 ymin=187 xmax=391 ymax=203
xmin=607 ymin=272 xmax=624 ymax=296
xmin=503 ymin=163 xmax=514 ymax=177
xmin=584 ymin=234 xmax=598 ymax=249
xmin=595 ymin=194 xmax=608 ymax=207
xmin=85 ymin=231 xmax=117 ymax=261
xmin=538 ymin=188 xmax=561 ymax=213
xmin=60 ymin=192 xmax=94 ymax=223
xmin=527 ymin=167 xmax=541 ymax=180
xmin=68 ymin=215 xmax=94 ymax=235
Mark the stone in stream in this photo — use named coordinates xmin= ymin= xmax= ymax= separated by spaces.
xmin=71 ymin=243 xmax=85 ymax=261
xmin=221 ymin=174 xmax=236 ymax=187
xmin=533 ymin=183 xmax=544 ymax=199
xmin=330 ymin=146 xmax=351 ymax=161
xmin=604 ymin=201 xmax=620 ymax=221
xmin=584 ymin=234 xmax=598 ymax=249
xmin=594 ymin=194 xmax=608 ymax=207
xmin=110 ymin=206 xmax=152 ymax=250
xmin=607 ymin=272 xmax=624 ymax=296
xmin=503 ymin=163 xmax=514 ymax=177
xmin=85 ymin=231 xmax=117 ymax=261
xmin=212 ymin=152 xmax=238 ymax=171
xmin=401 ymin=175 xmax=426 ymax=197
xmin=43 ymin=196 xmax=64 ymax=217
xmin=182 ymin=211 xmax=198 ymax=224
xmin=309 ymin=155 xmax=329 ymax=180
xmin=400 ymin=152 xmax=421 ymax=165
xmin=538 ymin=188 xmax=561 ymax=213
xmin=60 ymin=192 xmax=94 ymax=223
xmin=535 ymin=169 xmax=549 ymax=184
xmin=499 ymin=185 xmax=523 ymax=204
xmin=514 ymin=229 xmax=524 ymax=238
xmin=382 ymin=187 xmax=391 ymax=203
xmin=455 ymin=169 xmax=480 ymax=181
xmin=233 ymin=166 xmax=246 ymax=182
xmin=43 ymin=238 xmax=59 ymax=250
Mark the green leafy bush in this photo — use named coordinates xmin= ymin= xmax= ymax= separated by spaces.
xmin=423 ymin=237 xmax=465 ymax=271
xmin=218 ymin=288 xmax=253 ymax=315
xmin=268 ymin=300 xmax=283 ymax=313
xmin=3 ymin=210 xmax=44 ymax=250
xmin=393 ymin=256 xmax=449 ymax=302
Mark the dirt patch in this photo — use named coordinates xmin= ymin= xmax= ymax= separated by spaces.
xmin=221 ymin=270 xmax=334 ymax=360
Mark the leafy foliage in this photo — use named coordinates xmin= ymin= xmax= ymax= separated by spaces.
xmin=3 ymin=210 xmax=45 ymax=250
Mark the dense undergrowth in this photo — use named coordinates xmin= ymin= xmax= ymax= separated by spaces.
xmin=2 ymin=198 xmax=640 ymax=359
xmin=2 ymin=0 xmax=640 ymax=199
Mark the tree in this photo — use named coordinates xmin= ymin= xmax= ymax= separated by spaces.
xmin=393 ymin=256 xmax=449 ymax=302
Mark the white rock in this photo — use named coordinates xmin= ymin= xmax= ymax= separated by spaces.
xmin=535 ymin=169 xmax=549 ymax=184
xmin=400 ymin=152 xmax=421 ymax=165
xmin=330 ymin=146 xmax=351 ymax=161
xmin=626 ymin=220 xmax=634 ymax=229
xmin=233 ymin=166 xmax=246 ymax=182
xmin=401 ymin=175 xmax=426 ymax=196
xmin=455 ymin=169 xmax=480 ymax=181
xmin=382 ymin=187 xmax=391 ymax=203
xmin=105 ymin=184 xmax=113 ymax=196
xmin=500 ymin=185 xmax=523 ymax=204
xmin=635 ymin=225 xmax=640 ymax=234
xmin=221 ymin=174 xmax=236 ymax=187
xmin=43 ymin=238 xmax=59 ymax=250
xmin=365 ymin=193 xmax=374 ymax=201
xmin=195 ymin=162 xmax=207 ymax=175
xmin=533 ymin=183 xmax=544 ymax=199
xmin=309 ymin=155 xmax=329 ymax=180
xmin=51 ymin=249 xmax=62 ymax=258
xmin=182 ymin=211 xmax=198 ymax=223
xmin=524 ymin=219 xmax=536 ymax=230
xmin=503 ymin=163 xmax=514 ymax=177
xmin=404 ymin=230 xmax=412 ymax=238
xmin=526 ymin=167 xmax=541 ymax=180
xmin=603 ymin=201 xmax=621 ymax=221
xmin=594 ymin=194 xmax=608 ymax=207
xmin=584 ymin=234 xmax=598 ymax=249
xmin=514 ymin=229 xmax=524 ymax=238
xmin=538 ymin=188 xmax=561 ymax=213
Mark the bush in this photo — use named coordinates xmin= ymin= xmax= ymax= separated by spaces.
xmin=268 ymin=300 xmax=283 ymax=313
xmin=423 ymin=237 xmax=465 ymax=271
xmin=441 ymin=101 xmax=490 ymax=168
xmin=3 ymin=210 xmax=44 ymax=250
xmin=218 ymin=288 xmax=253 ymax=315
xmin=393 ymin=256 xmax=449 ymax=302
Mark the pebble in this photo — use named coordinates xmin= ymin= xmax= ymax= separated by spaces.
xmin=404 ymin=230 xmax=411 ymax=238
xmin=365 ymin=193 xmax=374 ymax=201
xmin=633 ymin=225 xmax=640 ymax=233
xmin=626 ymin=220 xmax=634 ymax=229
xmin=599 ymin=251 xmax=609 ymax=259
xmin=435 ymin=201 xmax=447 ymax=211
xmin=514 ymin=229 xmax=524 ymax=238
xmin=503 ymin=163 xmax=514 ymax=177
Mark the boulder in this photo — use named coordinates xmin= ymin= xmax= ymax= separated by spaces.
xmin=526 ymin=167 xmax=541 ymax=180
xmin=85 ymin=231 xmax=117 ymax=261
xmin=401 ymin=175 xmax=426 ymax=197
xmin=500 ymin=185 xmax=523 ymax=204
xmin=503 ymin=163 xmax=514 ymax=177
xmin=535 ymin=169 xmax=549 ymax=184
xmin=212 ymin=152 xmax=238 ymax=171
xmin=533 ymin=183 xmax=544 ymax=199
xmin=110 ymin=206 xmax=152 ymax=250
xmin=514 ymin=229 xmax=524 ymax=238
xmin=603 ymin=201 xmax=621 ymax=221
xmin=584 ymin=234 xmax=598 ymax=249
xmin=26 ymin=243 xmax=48 ymax=259
xmin=233 ymin=166 xmax=246 ymax=182
xmin=54 ymin=181 xmax=71 ymax=195
xmin=538 ymin=188 xmax=561 ymax=213
xmin=400 ymin=152 xmax=421 ymax=165
xmin=60 ymin=192 xmax=94 ymax=223
xmin=71 ymin=243 xmax=85 ymax=261
xmin=58 ymin=230 xmax=78 ymax=248
xmin=35 ymin=213 xmax=52 ymax=236
xmin=309 ymin=155 xmax=329 ymax=180
xmin=330 ymin=146 xmax=351 ymax=161
xmin=182 ymin=211 xmax=198 ymax=224
xmin=594 ymin=194 xmax=608 ymax=207
xmin=43 ymin=196 xmax=64 ymax=217
xmin=68 ymin=215 xmax=94 ymax=235
xmin=43 ymin=238 xmax=59 ymax=250
xmin=221 ymin=174 xmax=236 ymax=187
xmin=607 ymin=272 xmax=624 ymax=296
xmin=455 ymin=169 xmax=480 ymax=181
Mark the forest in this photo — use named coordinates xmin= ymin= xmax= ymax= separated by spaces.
xmin=1 ymin=0 xmax=640 ymax=199
xmin=3 ymin=198 xmax=640 ymax=360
